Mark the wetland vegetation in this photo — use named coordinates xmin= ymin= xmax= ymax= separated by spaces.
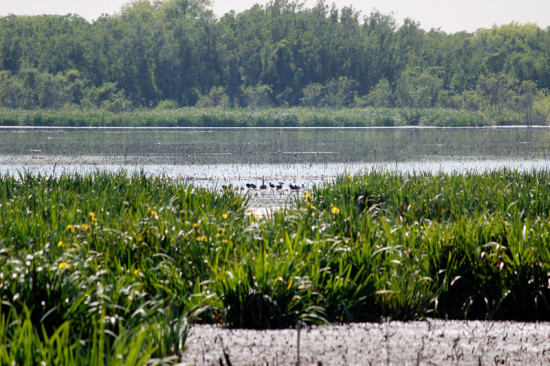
xmin=0 ymin=107 xmax=493 ymax=128
xmin=3 ymin=0 xmax=550 ymax=363
xmin=2 ymin=170 xmax=550 ymax=363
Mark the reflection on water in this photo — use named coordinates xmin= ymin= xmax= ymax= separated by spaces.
xmin=3 ymin=127 xmax=548 ymax=214
xmin=1 ymin=127 xmax=549 ymax=187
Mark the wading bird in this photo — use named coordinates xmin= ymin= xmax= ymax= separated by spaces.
xmin=289 ymin=183 xmax=300 ymax=191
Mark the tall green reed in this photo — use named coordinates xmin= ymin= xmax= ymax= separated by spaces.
xmin=1 ymin=168 xmax=550 ymax=364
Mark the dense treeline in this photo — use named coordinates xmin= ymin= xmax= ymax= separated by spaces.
xmin=1 ymin=0 xmax=550 ymax=123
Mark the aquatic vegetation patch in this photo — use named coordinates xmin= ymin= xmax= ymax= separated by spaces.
xmin=1 ymin=170 xmax=550 ymax=363
xmin=0 ymin=107 xmax=495 ymax=127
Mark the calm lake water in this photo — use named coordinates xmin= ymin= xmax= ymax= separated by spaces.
xmin=1 ymin=127 xmax=549 ymax=189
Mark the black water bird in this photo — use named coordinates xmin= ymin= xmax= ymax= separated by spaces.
xmin=269 ymin=183 xmax=275 ymax=189
xmin=289 ymin=183 xmax=300 ymax=191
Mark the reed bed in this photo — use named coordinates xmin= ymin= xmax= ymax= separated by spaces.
xmin=1 ymin=170 xmax=550 ymax=363
xmin=0 ymin=172 xmax=248 ymax=364
xmin=0 ymin=107 xmax=495 ymax=127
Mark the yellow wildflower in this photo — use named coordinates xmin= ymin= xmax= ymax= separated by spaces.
xmin=58 ymin=262 xmax=72 ymax=270
xmin=193 ymin=223 xmax=198 ymax=228
xmin=218 ymin=228 xmax=225 ymax=234
xmin=196 ymin=236 xmax=206 ymax=242
xmin=66 ymin=225 xmax=75 ymax=233
xmin=150 ymin=210 xmax=158 ymax=217
xmin=331 ymin=206 xmax=340 ymax=215
xmin=88 ymin=212 xmax=97 ymax=224
xmin=81 ymin=224 xmax=90 ymax=231
xmin=222 ymin=213 xmax=228 ymax=220
xmin=133 ymin=269 xmax=141 ymax=275
xmin=57 ymin=241 xmax=65 ymax=248
xmin=305 ymin=192 xmax=312 ymax=200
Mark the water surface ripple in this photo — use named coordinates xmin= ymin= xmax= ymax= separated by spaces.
xmin=2 ymin=127 xmax=549 ymax=187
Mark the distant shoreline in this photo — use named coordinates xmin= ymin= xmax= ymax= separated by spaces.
xmin=1 ymin=107 xmax=544 ymax=128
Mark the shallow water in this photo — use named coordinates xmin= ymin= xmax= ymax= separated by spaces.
xmin=3 ymin=126 xmax=548 ymax=214
xmin=184 ymin=321 xmax=550 ymax=365
xmin=2 ymin=126 xmax=549 ymax=183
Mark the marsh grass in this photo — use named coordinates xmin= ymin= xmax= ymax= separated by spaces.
xmin=297 ymin=171 xmax=550 ymax=320
xmin=0 ymin=107 xmax=495 ymax=127
xmin=1 ymin=170 xmax=550 ymax=363
xmin=0 ymin=172 xmax=248 ymax=364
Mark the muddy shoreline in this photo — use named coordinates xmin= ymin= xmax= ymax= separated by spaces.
xmin=180 ymin=321 xmax=550 ymax=365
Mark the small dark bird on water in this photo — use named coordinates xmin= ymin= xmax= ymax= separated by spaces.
xmin=276 ymin=183 xmax=283 ymax=190
xmin=289 ymin=183 xmax=300 ymax=191
xmin=249 ymin=183 xmax=257 ymax=189
xmin=260 ymin=184 xmax=267 ymax=190
xmin=269 ymin=183 xmax=275 ymax=189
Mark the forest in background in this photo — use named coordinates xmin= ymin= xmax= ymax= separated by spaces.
xmin=1 ymin=0 xmax=550 ymax=124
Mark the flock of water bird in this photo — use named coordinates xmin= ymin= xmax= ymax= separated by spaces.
xmin=222 ymin=180 xmax=305 ymax=192
xmin=245 ymin=181 xmax=303 ymax=190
